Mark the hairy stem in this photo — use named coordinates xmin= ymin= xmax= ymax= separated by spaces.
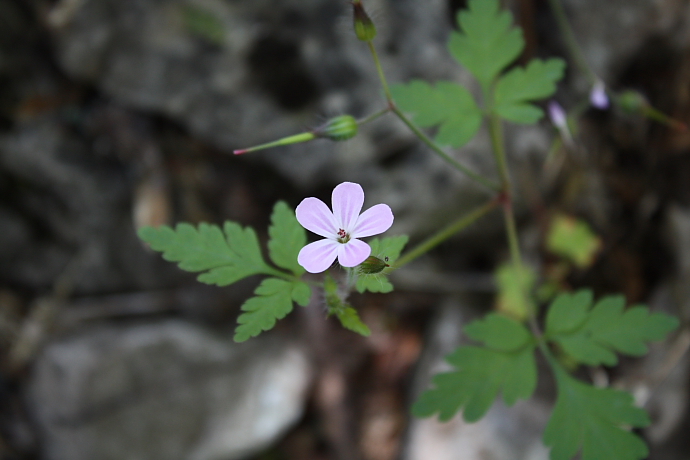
xmin=357 ymin=107 xmax=391 ymax=126
xmin=365 ymin=40 xmax=500 ymax=192
xmin=394 ymin=199 xmax=499 ymax=268
xmin=392 ymin=106 xmax=501 ymax=191
xmin=547 ymin=0 xmax=595 ymax=83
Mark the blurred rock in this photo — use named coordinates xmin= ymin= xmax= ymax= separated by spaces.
xmin=560 ymin=0 xmax=690 ymax=84
xmin=46 ymin=0 xmax=551 ymax=239
xmin=403 ymin=298 xmax=550 ymax=460
xmin=26 ymin=320 xmax=312 ymax=460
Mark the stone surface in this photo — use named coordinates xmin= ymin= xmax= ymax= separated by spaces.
xmin=45 ymin=0 xmax=552 ymax=240
xmin=25 ymin=321 xmax=312 ymax=460
xmin=560 ymin=0 xmax=690 ymax=84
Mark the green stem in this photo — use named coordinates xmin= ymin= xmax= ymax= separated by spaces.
xmin=234 ymin=132 xmax=315 ymax=155
xmin=547 ymin=0 xmax=595 ymax=83
xmin=488 ymin=114 xmax=511 ymax=190
xmin=488 ymin=113 xmax=523 ymax=267
xmin=365 ymin=40 xmax=500 ymax=192
xmin=392 ymin=106 xmax=501 ymax=191
xmin=263 ymin=265 xmax=301 ymax=283
xmin=393 ymin=199 xmax=499 ymax=268
xmin=367 ymin=41 xmax=394 ymax=103
xmin=503 ymin=198 xmax=523 ymax=274
xmin=357 ymin=107 xmax=391 ymax=126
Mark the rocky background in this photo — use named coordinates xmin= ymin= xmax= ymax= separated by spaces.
xmin=1 ymin=0 xmax=690 ymax=459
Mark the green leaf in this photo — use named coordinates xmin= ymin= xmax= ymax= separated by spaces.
xmin=464 ymin=313 xmax=532 ymax=352
xmin=233 ymin=278 xmax=311 ymax=342
xmin=413 ymin=343 xmax=537 ymax=422
xmin=495 ymin=263 xmax=536 ymax=321
xmin=138 ymin=222 xmax=271 ymax=286
xmin=544 ymin=367 xmax=650 ymax=460
xmin=448 ymin=0 xmax=524 ymax=87
xmin=373 ymin=235 xmax=409 ymax=263
xmin=355 ymin=235 xmax=409 ymax=294
xmin=545 ymin=290 xmax=679 ymax=366
xmin=494 ymin=58 xmax=566 ymax=123
xmin=355 ymin=274 xmax=393 ymax=294
xmin=334 ymin=307 xmax=371 ymax=336
xmin=547 ymin=214 xmax=602 ymax=268
xmin=324 ymin=274 xmax=371 ymax=336
xmin=390 ymin=80 xmax=482 ymax=147
xmin=292 ymin=281 xmax=312 ymax=307
xmin=268 ymin=201 xmax=306 ymax=275
xmin=545 ymin=290 xmax=593 ymax=335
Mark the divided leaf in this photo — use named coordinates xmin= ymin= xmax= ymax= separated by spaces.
xmin=544 ymin=367 xmax=650 ymax=460
xmin=324 ymin=274 xmax=371 ymax=336
xmin=449 ymin=0 xmax=524 ymax=87
xmin=268 ymin=201 xmax=307 ymax=275
xmin=390 ymin=80 xmax=482 ymax=147
xmin=138 ymin=222 xmax=271 ymax=286
xmin=356 ymin=235 xmax=408 ymax=294
xmin=413 ymin=315 xmax=536 ymax=422
xmin=234 ymin=278 xmax=311 ymax=342
xmin=464 ymin=313 xmax=533 ymax=352
xmin=334 ymin=307 xmax=371 ymax=337
xmin=545 ymin=290 xmax=679 ymax=366
xmin=494 ymin=58 xmax=567 ymax=123
xmin=413 ymin=345 xmax=537 ymax=422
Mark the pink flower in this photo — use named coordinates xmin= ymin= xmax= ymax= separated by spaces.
xmin=589 ymin=80 xmax=609 ymax=110
xmin=296 ymin=182 xmax=394 ymax=273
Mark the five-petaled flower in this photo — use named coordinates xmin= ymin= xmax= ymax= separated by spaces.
xmin=296 ymin=182 xmax=394 ymax=273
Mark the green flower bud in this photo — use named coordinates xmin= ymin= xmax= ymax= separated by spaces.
xmin=352 ymin=1 xmax=377 ymax=42
xmin=315 ymin=115 xmax=358 ymax=141
xmin=358 ymin=255 xmax=389 ymax=274
xmin=616 ymin=90 xmax=647 ymax=114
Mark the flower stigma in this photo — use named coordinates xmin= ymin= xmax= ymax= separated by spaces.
xmin=337 ymin=228 xmax=351 ymax=243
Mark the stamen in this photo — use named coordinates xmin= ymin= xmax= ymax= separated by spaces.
xmin=337 ymin=228 xmax=350 ymax=243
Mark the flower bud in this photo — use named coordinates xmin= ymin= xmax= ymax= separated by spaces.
xmin=352 ymin=1 xmax=377 ymax=42
xmin=616 ymin=90 xmax=647 ymax=114
xmin=315 ymin=115 xmax=358 ymax=141
xmin=358 ymin=255 xmax=389 ymax=274
xmin=589 ymin=80 xmax=609 ymax=110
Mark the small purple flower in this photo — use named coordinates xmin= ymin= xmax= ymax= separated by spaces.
xmin=296 ymin=182 xmax=394 ymax=273
xmin=548 ymin=100 xmax=567 ymax=130
xmin=589 ymin=80 xmax=609 ymax=110
xmin=548 ymin=100 xmax=573 ymax=146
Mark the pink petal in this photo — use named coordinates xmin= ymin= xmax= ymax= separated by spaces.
xmin=298 ymin=239 xmax=339 ymax=273
xmin=337 ymin=238 xmax=371 ymax=267
xmin=352 ymin=204 xmax=394 ymax=238
xmin=296 ymin=197 xmax=338 ymax=238
xmin=331 ymin=182 xmax=364 ymax=232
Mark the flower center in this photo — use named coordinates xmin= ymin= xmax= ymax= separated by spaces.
xmin=337 ymin=228 xmax=350 ymax=243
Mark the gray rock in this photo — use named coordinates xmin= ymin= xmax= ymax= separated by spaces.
xmin=45 ymin=0 xmax=537 ymax=240
xmin=26 ymin=321 xmax=312 ymax=460
xmin=561 ymin=0 xmax=690 ymax=84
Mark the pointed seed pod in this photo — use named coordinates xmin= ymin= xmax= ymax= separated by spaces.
xmin=358 ymin=255 xmax=389 ymax=274
xmin=352 ymin=1 xmax=377 ymax=42
xmin=315 ymin=115 xmax=358 ymax=141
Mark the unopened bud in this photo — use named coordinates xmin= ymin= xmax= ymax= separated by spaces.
xmin=358 ymin=255 xmax=389 ymax=274
xmin=589 ymin=80 xmax=609 ymax=110
xmin=547 ymin=101 xmax=573 ymax=147
xmin=352 ymin=1 xmax=377 ymax=42
xmin=616 ymin=90 xmax=647 ymax=114
xmin=315 ymin=115 xmax=358 ymax=141
xmin=547 ymin=101 xmax=567 ymax=130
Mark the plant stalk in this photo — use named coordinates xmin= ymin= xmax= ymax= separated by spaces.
xmin=394 ymin=199 xmax=499 ymax=268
